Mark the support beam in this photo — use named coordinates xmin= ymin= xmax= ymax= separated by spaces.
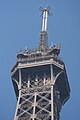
xmin=14 ymin=68 xmax=22 ymax=120
xmin=51 ymin=64 xmax=54 ymax=120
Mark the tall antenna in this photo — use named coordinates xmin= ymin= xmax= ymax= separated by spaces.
xmin=42 ymin=8 xmax=48 ymax=31
xmin=39 ymin=6 xmax=51 ymax=52
xmin=40 ymin=6 xmax=51 ymax=32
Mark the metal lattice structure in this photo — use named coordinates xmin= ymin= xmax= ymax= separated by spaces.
xmin=11 ymin=7 xmax=70 ymax=120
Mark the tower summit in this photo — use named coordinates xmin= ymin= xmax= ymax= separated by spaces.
xmin=11 ymin=7 xmax=70 ymax=120
xmin=39 ymin=7 xmax=50 ymax=51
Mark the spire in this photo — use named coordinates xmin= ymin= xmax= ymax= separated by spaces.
xmin=39 ymin=6 xmax=51 ymax=52
xmin=42 ymin=8 xmax=49 ymax=32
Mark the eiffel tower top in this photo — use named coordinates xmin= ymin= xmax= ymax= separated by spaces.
xmin=39 ymin=6 xmax=51 ymax=51
xmin=15 ymin=7 xmax=61 ymax=65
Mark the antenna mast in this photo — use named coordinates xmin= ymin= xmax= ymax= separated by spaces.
xmin=39 ymin=6 xmax=51 ymax=52
xmin=42 ymin=8 xmax=48 ymax=31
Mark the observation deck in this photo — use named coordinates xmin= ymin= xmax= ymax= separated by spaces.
xmin=11 ymin=44 xmax=70 ymax=106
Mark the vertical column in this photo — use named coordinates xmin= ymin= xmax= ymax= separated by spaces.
xmin=50 ymin=64 xmax=54 ymax=120
xmin=44 ymin=73 xmax=46 ymax=85
xmin=33 ymin=92 xmax=37 ymax=120
xmin=28 ymin=76 xmax=30 ymax=88
xmin=14 ymin=68 xmax=22 ymax=120
xmin=33 ymin=74 xmax=38 ymax=120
